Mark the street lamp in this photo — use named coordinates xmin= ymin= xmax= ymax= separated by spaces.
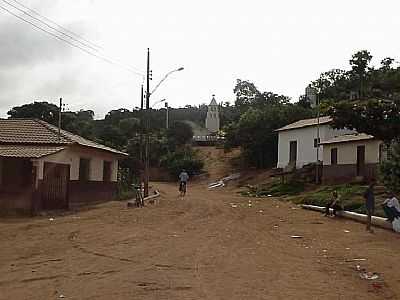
xmin=143 ymin=66 xmax=184 ymax=197
xmin=150 ymin=67 xmax=184 ymax=96
xmin=150 ymin=98 xmax=169 ymax=129
xmin=150 ymin=98 xmax=166 ymax=109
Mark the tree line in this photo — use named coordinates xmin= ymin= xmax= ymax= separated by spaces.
xmin=6 ymin=50 xmax=400 ymax=190
xmin=223 ymin=50 xmax=400 ymax=191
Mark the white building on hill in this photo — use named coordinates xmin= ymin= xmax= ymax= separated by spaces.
xmin=205 ymin=95 xmax=220 ymax=133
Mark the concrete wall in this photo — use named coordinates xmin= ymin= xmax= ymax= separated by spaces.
xmin=322 ymin=163 xmax=378 ymax=184
xmin=277 ymin=125 xmax=353 ymax=169
xmin=35 ymin=145 xmax=119 ymax=182
xmin=322 ymin=140 xmax=382 ymax=166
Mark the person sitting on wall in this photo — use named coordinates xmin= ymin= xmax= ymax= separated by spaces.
xmin=325 ymin=190 xmax=343 ymax=217
xmin=382 ymin=192 xmax=400 ymax=222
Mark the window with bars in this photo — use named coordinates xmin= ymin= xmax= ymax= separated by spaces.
xmin=314 ymin=138 xmax=321 ymax=148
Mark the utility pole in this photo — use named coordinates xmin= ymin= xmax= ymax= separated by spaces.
xmin=144 ymin=48 xmax=151 ymax=197
xmin=58 ymin=97 xmax=62 ymax=141
xmin=140 ymin=84 xmax=144 ymax=110
xmin=315 ymin=92 xmax=320 ymax=184
xmin=139 ymin=84 xmax=144 ymax=164
xmin=165 ymin=101 xmax=169 ymax=129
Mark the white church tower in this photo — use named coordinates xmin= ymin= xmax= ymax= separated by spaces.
xmin=205 ymin=94 xmax=220 ymax=133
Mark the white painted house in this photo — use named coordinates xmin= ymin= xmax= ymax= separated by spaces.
xmin=276 ymin=116 xmax=354 ymax=169
xmin=320 ymin=133 xmax=383 ymax=183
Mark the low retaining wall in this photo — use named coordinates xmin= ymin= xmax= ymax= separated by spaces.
xmin=68 ymin=181 xmax=117 ymax=207
xmin=302 ymin=204 xmax=393 ymax=230
xmin=322 ymin=163 xmax=378 ymax=184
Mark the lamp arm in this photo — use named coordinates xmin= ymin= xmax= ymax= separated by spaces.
xmin=150 ymin=68 xmax=181 ymax=95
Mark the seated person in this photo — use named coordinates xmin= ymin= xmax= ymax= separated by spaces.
xmin=325 ymin=190 xmax=343 ymax=217
xmin=383 ymin=192 xmax=400 ymax=222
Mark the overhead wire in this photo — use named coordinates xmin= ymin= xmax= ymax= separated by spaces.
xmin=8 ymin=0 xmax=102 ymax=50
xmin=1 ymin=0 xmax=100 ymax=52
xmin=0 ymin=2 xmax=144 ymax=76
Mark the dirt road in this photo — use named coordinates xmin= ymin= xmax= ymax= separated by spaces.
xmin=1 ymin=182 xmax=400 ymax=299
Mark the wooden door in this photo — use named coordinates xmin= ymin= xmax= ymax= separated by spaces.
xmin=289 ymin=141 xmax=297 ymax=165
xmin=42 ymin=163 xmax=69 ymax=210
xmin=357 ymin=146 xmax=365 ymax=176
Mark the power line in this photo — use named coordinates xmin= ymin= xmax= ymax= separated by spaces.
xmin=8 ymin=0 xmax=102 ymax=50
xmin=3 ymin=0 xmax=145 ymax=75
xmin=0 ymin=4 xmax=144 ymax=76
xmin=1 ymin=0 xmax=100 ymax=52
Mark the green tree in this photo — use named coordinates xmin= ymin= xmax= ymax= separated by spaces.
xmin=380 ymin=143 xmax=400 ymax=192
xmin=8 ymin=101 xmax=59 ymax=124
xmin=166 ymin=121 xmax=193 ymax=150
xmin=328 ymin=99 xmax=400 ymax=145
xmin=310 ymin=69 xmax=350 ymax=101
xmin=160 ymin=146 xmax=204 ymax=177
xmin=235 ymin=104 xmax=312 ymax=168
xmin=349 ymin=50 xmax=373 ymax=98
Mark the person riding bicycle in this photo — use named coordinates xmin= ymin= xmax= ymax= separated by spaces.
xmin=178 ymin=169 xmax=189 ymax=196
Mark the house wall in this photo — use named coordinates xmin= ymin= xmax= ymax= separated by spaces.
xmin=0 ymin=158 xmax=33 ymax=213
xmin=322 ymin=140 xmax=382 ymax=184
xmin=322 ymin=140 xmax=382 ymax=165
xmin=36 ymin=145 xmax=119 ymax=182
xmin=277 ymin=125 xmax=353 ymax=169
xmin=31 ymin=145 xmax=122 ymax=211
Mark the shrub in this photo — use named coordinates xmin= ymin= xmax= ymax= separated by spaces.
xmin=160 ymin=147 xmax=204 ymax=177
xmin=380 ymin=143 xmax=400 ymax=193
xmin=241 ymin=180 xmax=305 ymax=197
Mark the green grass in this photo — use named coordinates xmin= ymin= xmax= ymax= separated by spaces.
xmin=240 ymin=179 xmax=305 ymax=197
xmin=289 ymin=183 xmax=387 ymax=217
xmin=241 ymin=181 xmax=387 ymax=217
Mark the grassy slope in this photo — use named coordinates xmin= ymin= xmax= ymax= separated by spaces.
xmin=240 ymin=179 xmax=389 ymax=218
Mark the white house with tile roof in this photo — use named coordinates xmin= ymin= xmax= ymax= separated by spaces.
xmin=276 ymin=116 xmax=354 ymax=169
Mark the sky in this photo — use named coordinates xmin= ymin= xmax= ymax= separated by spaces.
xmin=1 ymin=0 xmax=400 ymax=118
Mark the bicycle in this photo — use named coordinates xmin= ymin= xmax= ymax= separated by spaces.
xmin=179 ymin=181 xmax=187 ymax=197
xmin=134 ymin=184 xmax=144 ymax=207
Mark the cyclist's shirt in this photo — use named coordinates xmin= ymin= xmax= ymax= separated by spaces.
xmin=179 ymin=172 xmax=189 ymax=183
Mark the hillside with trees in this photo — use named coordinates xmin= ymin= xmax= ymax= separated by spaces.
xmin=6 ymin=50 xmax=400 ymax=191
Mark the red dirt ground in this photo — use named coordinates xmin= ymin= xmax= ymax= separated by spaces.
xmin=1 ymin=181 xmax=400 ymax=300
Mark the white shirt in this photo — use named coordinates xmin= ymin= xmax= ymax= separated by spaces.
xmin=384 ymin=197 xmax=400 ymax=212
xmin=179 ymin=172 xmax=189 ymax=183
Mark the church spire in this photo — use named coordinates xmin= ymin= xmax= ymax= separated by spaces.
xmin=210 ymin=94 xmax=218 ymax=106
xmin=205 ymin=94 xmax=220 ymax=133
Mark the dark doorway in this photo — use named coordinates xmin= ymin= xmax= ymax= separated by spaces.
xmin=331 ymin=148 xmax=338 ymax=165
xmin=356 ymin=145 xmax=365 ymax=176
xmin=289 ymin=141 xmax=297 ymax=165
xmin=41 ymin=162 xmax=70 ymax=210
xmin=103 ymin=161 xmax=112 ymax=182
